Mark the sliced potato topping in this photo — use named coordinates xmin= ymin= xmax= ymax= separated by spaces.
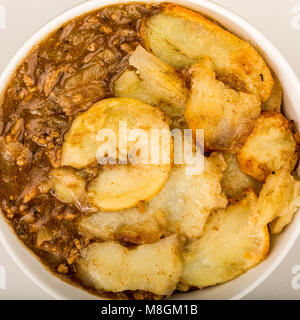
xmin=254 ymin=169 xmax=300 ymax=234
xmin=238 ymin=112 xmax=298 ymax=182
xmin=76 ymin=235 xmax=183 ymax=296
xmin=79 ymin=208 xmax=167 ymax=245
xmin=62 ymin=97 xmax=172 ymax=211
xmin=149 ymin=152 xmax=227 ymax=239
xmin=61 ymin=97 xmax=171 ymax=169
xmin=87 ymin=163 xmax=171 ymax=212
xmin=81 ymin=152 xmax=226 ymax=241
xmin=185 ymin=57 xmax=261 ymax=153
xmin=180 ymin=191 xmax=269 ymax=289
xmin=262 ymin=72 xmax=283 ymax=112
xmin=141 ymin=3 xmax=274 ymax=102
xmin=221 ymin=153 xmax=262 ymax=198
xmin=114 ymin=45 xmax=189 ymax=128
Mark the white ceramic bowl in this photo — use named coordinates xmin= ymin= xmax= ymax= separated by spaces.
xmin=1 ymin=0 xmax=300 ymax=300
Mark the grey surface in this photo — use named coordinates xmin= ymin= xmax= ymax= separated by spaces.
xmin=0 ymin=0 xmax=299 ymax=300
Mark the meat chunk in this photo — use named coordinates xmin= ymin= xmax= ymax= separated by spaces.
xmin=0 ymin=139 xmax=32 ymax=177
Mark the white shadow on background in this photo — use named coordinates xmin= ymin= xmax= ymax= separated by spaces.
xmin=0 ymin=5 xmax=6 ymax=30
xmin=292 ymin=5 xmax=300 ymax=30
xmin=0 ymin=265 xmax=6 ymax=290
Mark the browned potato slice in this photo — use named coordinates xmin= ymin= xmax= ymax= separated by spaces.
xmin=262 ymin=72 xmax=283 ymax=112
xmin=180 ymin=191 xmax=269 ymax=289
xmin=141 ymin=3 xmax=274 ymax=102
xmin=114 ymin=46 xmax=189 ymax=128
xmin=254 ymin=168 xmax=300 ymax=234
xmin=149 ymin=152 xmax=227 ymax=239
xmin=87 ymin=163 xmax=171 ymax=212
xmin=62 ymin=97 xmax=170 ymax=169
xmin=185 ymin=57 xmax=261 ymax=153
xmin=221 ymin=153 xmax=262 ymax=198
xmin=78 ymin=208 xmax=167 ymax=244
xmin=237 ymin=112 xmax=298 ymax=182
xmin=83 ymin=152 xmax=226 ymax=241
xmin=76 ymin=235 xmax=182 ymax=296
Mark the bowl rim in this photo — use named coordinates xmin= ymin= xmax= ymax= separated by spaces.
xmin=1 ymin=0 xmax=300 ymax=300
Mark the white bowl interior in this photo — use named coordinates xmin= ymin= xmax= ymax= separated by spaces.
xmin=0 ymin=0 xmax=300 ymax=300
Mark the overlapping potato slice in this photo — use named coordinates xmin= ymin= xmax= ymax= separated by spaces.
xmin=180 ymin=191 xmax=269 ymax=289
xmin=254 ymin=168 xmax=300 ymax=234
xmin=114 ymin=45 xmax=189 ymax=128
xmin=78 ymin=208 xmax=167 ymax=244
xmin=262 ymin=72 xmax=283 ymax=112
xmin=61 ymin=97 xmax=171 ymax=169
xmin=87 ymin=163 xmax=171 ymax=212
xmin=149 ymin=152 xmax=228 ymax=239
xmin=141 ymin=3 xmax=273 ymax=102
xmin=221 ymin=153 xmax=262 ymax=198
xmin=237 ymin=112 xmax=298 ymax=182
xmin=76 ymin=235 xmax=182 ymax=296
xmin=185 ymin=57 xmax=261 ymax=152
xmin=62 ymin=97 xmax=172 ymax=211
xmin=81 ymin=152 xmax=226 ymax=241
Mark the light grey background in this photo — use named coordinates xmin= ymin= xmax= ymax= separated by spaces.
xmin=0 ymin=0 xmax=299 ymax=300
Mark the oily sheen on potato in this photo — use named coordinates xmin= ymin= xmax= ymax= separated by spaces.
xmin=238 ymin=112 xmax=298 ymax=182
xmin=114 ymin=45 xmax=189 ymax=128
xmin=76 ymin=235 xmax=182 ymax=296
xmin=185 ymin=57 xmax=261 ymax=153
xmin=141 ymin=3 xmax=274 ymax=102
xmin=180 ymin=191 xmax=269 ymax=289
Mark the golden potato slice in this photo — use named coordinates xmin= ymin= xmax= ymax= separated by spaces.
xmin=237 ymin=112 xmax=298 ymax=182
xmin=78 ymin=208 xmax=167 ymax=245
xmin=83 ymin=152 xmax=226 ymax=241
xmin=76 ymin=235 xmax=182 ymax=296
xmin=221 ymin=153 xmax=262 ymax=198
xmin=254 ymin=168 xmax=300 ymax=234
xmin=141 ymin=3 xmax=273 ymax=102
xmin=149 ymin=152 xmax=227 ymax=239
xmin=87 ymin=163 xmax=171 ymax=211
xmin=62 ymin=97 xmax=170 ymax=169
xmin=180 ymin=191 xmax=269 ymax=289
xmin=262 ymin=72 xmax=283 ymax=112
xmin=114 ymin=45 xmax=189 ymax=128
xmin=185 ymin=57 xmax=261 ymax=153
